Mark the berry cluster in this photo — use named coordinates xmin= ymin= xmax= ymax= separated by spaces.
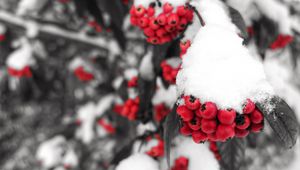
xmin=74 ymin=66 xmax=94 ymax=82
xmin=160 ymin=60 xmax=180 ymax=84
xmin=209 ymin=141 xmax=221 ymax=161
xmin=7 ymin=66 xmax=32 ymax=78
xmin=180 ymin=40 xmax=191 ymax=58
xmin=154 ymin=103 xmax=171 ymax=122
xmin=178 ymin=97 xmax=264 ymax=143
xmin=130 ymin=2 xmax=193 ymax=44
xmin=171 ymin=156 xmax=189 ymax=170
xmin=146 ymin=136 xmax=164 ymax=158
xmin=270 ymin=34 xmax=293 ymax=50
xmin=118 ymin=97 xmax=140 ymax=121
xmin=97 ymin=118 xmax=116 ymax=134
xmin=127 ymin=76 xmax=138 ymax=88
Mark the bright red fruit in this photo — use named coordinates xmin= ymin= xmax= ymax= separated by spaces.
xmin=163 ymin=3 xmax=173 ymax=14
xmin=188 ymin=117 xmax=202 ymax=131
xmin=192 ymin=131 xmax=208 ymax=143
xmin=201 ymin=119 xmax=217 ymax=134
xmin=135 ymin=5 xmax=146 ymax=17
xmin=167 ymin=14 xmax=179 ymax=26
xmin=180 ymin=123 xmax=193 ymax=136
xmin=149 ymin=18 xmax=160 ymax=30
xmin=147 ymin=7 xmax=155 ymax=17
xmin=176 ymin=6 xmax=187 ymax=16
xmin=144 ymin=27 xmax=155 ymax=37
xmin=251 ymin=123 xmax=264 ymax=133
xmin=197 ymin=102 xmax=217 ymax=119
xmin=138 ymin=17 xmax=149 ymax=28
xmin=235 ymin=128 xmax=249 ymax=138
xmin=250 ymin=109 xmax=264 ymax=124
xmin=216 ymin=124 xmax=235 ymax=141
xmin=243 ymin=99 xmax=255 ymax=114
xmin=176 ymin=105 xmax=194 ymax=121
xmin=236 ymin=115 xmax=250 ymax=130
xmin=184 ymin=96 xmax=201 ymax=110
xmin=217 ymin=109 xmax=236 ymax=125
xmin=157 ymin=14 xmax=167 ymax=25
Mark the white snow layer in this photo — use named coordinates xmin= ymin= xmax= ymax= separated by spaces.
xmin=139 ymin=51 xmax=155 ymax=81
xmin=176 ymin=0 xmax=274 ymax=112
xmin=62 ymin=149 xmax=78 ymax=168
xmin=6 ymin=38 xmax=36 ymax=69
xmin=174 ymin=138 xmax=220 ymax=170
xmin=116 ymin=153 xmax=160 ymax=170
xmin=36 ymin=136 xmax=66 ymax=169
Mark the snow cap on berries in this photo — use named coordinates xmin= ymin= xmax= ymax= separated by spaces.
xmin=116 ymin=153 xmax=159 ymax=170
xmin=176 ymin=0 xmax=274 ymax=112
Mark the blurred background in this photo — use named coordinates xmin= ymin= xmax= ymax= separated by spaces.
xmin=0 ymin=0 xmax=300 ymax=170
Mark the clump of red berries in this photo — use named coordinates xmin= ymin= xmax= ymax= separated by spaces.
xmin=130 ymin=1 xmax=193 ymax=44
xmin=209 ymin=141 xmax=221 ymax=161
xmin=146 ymin=135 xmax=164 ymax=158
xmin=270 ymin=34 xmax=293 ymax=50
xmin=154 ymin=103 xmax=171 ymax=122
xmin=97 ymin=118 xmax=116 ymax=134
xmin=177 ymin=97 xmax=264 ymax=143
xmin=74 ymin=66 xmax=94 ymax=82
xmin=118 ymin=97 xmax=140 ymax=121
xmin=171 ymin=156 xmax=189 ymax=170
xmin=160 ymin=60 xmax=180 ymax=84
xmin=180 ymin=40 xmax=191 ymax=58
xmin=7 ymin=66 xmax=32 ymax=78
xmin=127 ymin=76 xmax=138 ymax=88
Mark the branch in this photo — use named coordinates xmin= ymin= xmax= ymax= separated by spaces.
xmin=0 ymin=11 xmax=121 ymax=55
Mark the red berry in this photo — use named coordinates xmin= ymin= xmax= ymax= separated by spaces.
xmin=185 ymin=10 xmax=194 ymax=21
xmin=160 ymin=36 xmax=171 ymax=43
xmin=192 ymin=130 xmax=208 ymax=143
xmin=147 ymin=36 xmax=160 ymax=44
xmin=236 ymin=115 xmax=250 ymax=130
xmin=216 ymin=124 xmax=235 ymax=141
xmin=147 ymin=7 xmax=155 ymax=17
xmin=121 ymin=106 xmax=130 ymax=116
xmin=235 ymin=128 xmax=249 ymax=138
xmin=251 ymin=123 xmax=264 ymax=133
xmin=184 ymin=96 xmax=201 ymax=110
xmin=188 ymin=117 xmax=202 ymax=131
xmin=130 ymin=6 xmax=136 ymax=16
xmin=209 ymin=142 xmax=218 ymax=152
xmin=128 ymin=111 xmax=136 ymax=120
xmin=157 ymin=14 xmax=167 ymax=25
xmin=176 ymin=6 xmax=187 ymax=16
xmin=176 ymin=105 xmax=194 ymax=122
xmin=144 ymin=27 xmax=155 ymax=37
xmin=177 ymin=18 xmax=188 ymax=30
xmin=197 ymin=102 xmax=217 ymax=119
xmin=164 ymin=25 xmax=176 ymax=32
xmin=207 ymin=133 xmax=218 ymax=141
xmin=180 ymin=40 xmax=191 ymax=52
xmin=175 ymin=156 xmax=189 ymax=168
xmin=217 ymin=109 xmax=236 ymax=125
xmin=163 ymin=3 xmax=173 ymax=14
xmin=138 ymin=17 xmax=149 ymax=28
xmin=201 ymin=119 xmax=217 ymax=134
xmin=130 ymin=105 xmax=139 ymax=115
xmin=250 ymin=109 xmax=264 ymax=124
xmin=156 ymin=28 xmax=167 ymax=38
xmin=149 ymin=18 xmax=160 ymax=30
xmin=180 ymin=123 xmax=193 ymax=136
xmin=130 ymin=17 xmax=138 ymax=26
xmin=167 ymin=14 xmax=179 ymax=26
xmin=243 ymin=99 xmax=256 ymax=114
xmin=135 ymin=5 xmax=146 ymax=17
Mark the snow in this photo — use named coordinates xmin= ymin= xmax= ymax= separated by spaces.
xmin=116 ymin=153 xmax=160 ymax=170
xmin=25 ymin=21 xmax=39 ymax=38
xmin=173 ymin=138 xmax=219 ymax=170
xmin=6 ymin=38 xmax=36 ymax=69
xmin=36 ymin=136 xmax=66 ymax=169
xmin=139 ymin=51 xmax=155 ymax=81
xmin=136 ymin=122 xmax=156 ymax=136
xmin=124 ymin=68 xmax=138 ymax=80
xmin=0 ymin=23 xmax=6 ymax=34
xmin=62 ymin=149 xmax=78 ymax=168
xmin=176 ymin=0 xmax=274 ymax=112
xmin=152 ymin=78 xmax=177 ymax=107
xmin=16 ymin=0 xmax=48 ymax=16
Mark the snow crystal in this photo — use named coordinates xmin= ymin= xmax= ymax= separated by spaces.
xmin=174 ymin=137 xmax=219 ymax=170
xmin=116 ymin=153 xmax=159 ymax=170
xmin=176 ymin=0 xmax=274 ymax=112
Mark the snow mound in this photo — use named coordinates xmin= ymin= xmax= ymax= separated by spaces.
xmin=116 ymin=153 xmax=159 ymax=170
xmin=176 ymin=0 xmax=274 ymax=112
xmin=174 ymin=138 xmax=219 ymax=170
